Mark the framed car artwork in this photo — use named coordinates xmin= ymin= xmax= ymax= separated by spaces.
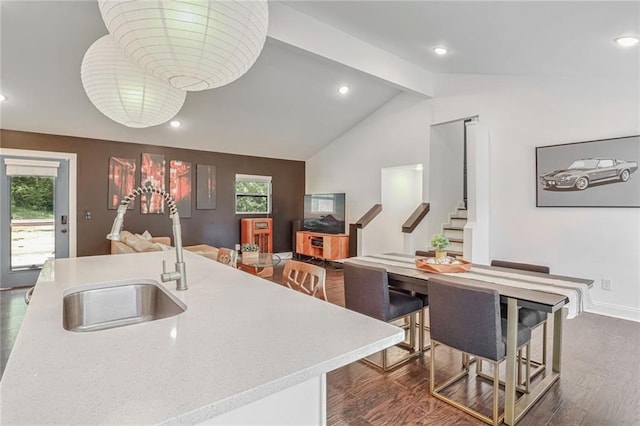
xmin=536 ymin=135 xmax=639 ymax=207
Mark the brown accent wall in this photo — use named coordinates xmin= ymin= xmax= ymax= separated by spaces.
xmin=1 ymin=130 xmax=305 ymax=256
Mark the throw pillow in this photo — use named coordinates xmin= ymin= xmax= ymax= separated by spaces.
xmin=135 ymin=230 xmax=153 ymax=240
xmin=124 ymin=233 xmax=161 ymax=252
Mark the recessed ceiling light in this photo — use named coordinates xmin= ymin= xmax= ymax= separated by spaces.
xmin=615 ymin=36 xmax=639 ymax=47
xmin=0 ymin=94 xmax=6 ymax=102
xmin=169 ymin=120 xmax=181 ymax=128
xmin=338 ymin=85 xmax=350 ymax=95
xmin=433 ymin=47 xmax=448 ymax=55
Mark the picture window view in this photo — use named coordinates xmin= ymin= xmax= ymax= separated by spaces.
xmin=10 ymin=176 xmax=55 ymax=270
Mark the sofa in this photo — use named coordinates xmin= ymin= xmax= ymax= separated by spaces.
xmin=110 ymin=230 xmax=224 ymax=263
xmin=110 ymin=230 xmax=172 ymax=254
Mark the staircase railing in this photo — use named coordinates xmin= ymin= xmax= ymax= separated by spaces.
xmin=348 ymin=204 xmax=382 ymax=257
xmin=401 ymin=203 xmax=430 ymax=233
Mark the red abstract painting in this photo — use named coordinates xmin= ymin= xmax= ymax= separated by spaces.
xmin=170 ymin=160 xmax=192 ymax=218
xmin=140 ymin=153 xmax=166 ymax=214
xmin=108 ymin=157 xmax=136 ymax=209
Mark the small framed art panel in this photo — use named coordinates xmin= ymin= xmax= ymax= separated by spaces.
xmin=141 ymin=153 xmax=166 ymax=214
xmin=170 ymin=160 xmax=192 ymax=218
xmin=196 ymin=164 xmax=216 ymax=210
xmin=108 ymin=157 xmax=136 ymax=209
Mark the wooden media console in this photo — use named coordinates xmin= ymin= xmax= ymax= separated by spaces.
xmin=295 ymin=231 xmax=349 ymax=260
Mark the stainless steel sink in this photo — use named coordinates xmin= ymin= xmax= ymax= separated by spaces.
xmin=63 ymin=279 xmax=186 ymax=332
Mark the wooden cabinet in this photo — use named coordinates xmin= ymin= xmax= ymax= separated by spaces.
xmin=296 ymin=231 xmax=349 ymax=260
xmin=241 ymin=218 xmax=273 ymax=253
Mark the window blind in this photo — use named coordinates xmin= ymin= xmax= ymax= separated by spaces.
xmin=4 ymin=158 xmax=60 ymax=177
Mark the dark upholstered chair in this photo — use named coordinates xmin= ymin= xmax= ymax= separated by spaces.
xmin=415 ymin=249 xmax=436 ymax=258
xmin=386 ymin=250 xmax=435 ymax=352
xmin=410 ymin=251 xmax=435 ymax=351
xmin=491 ymin=260 xmax=549 ymax=274
xmin=383 ymin=251 xmax=432 ymax=352
xmin=343 ymin=263 xmax=423 ymax=371
xmin=491 ymin=259 xmax=550 ymax=382
xmin=389 ymin=289 xmax=430 ymax=352
xmin=428 ymin=277 xmax=532 ymax=426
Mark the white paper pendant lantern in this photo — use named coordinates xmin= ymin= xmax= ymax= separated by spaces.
xmin=81 ymin=35 xmax=186 ymax=128
xmin=99 ymin=0 xmax=269 ymax=91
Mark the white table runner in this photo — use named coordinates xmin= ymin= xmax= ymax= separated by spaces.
xmin=346 ymin=254 xmax=593 ymax=319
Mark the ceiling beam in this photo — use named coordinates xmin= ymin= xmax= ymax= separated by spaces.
xmin=267 ymin=3 xmax=434 ymax=98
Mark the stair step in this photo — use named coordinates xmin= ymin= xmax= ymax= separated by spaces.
xmin=443 ymin=228 xmax=464 ymax=239
xmin=449 ymin=241 xmax=463 ymax=252
xmin=450 ymin=218 xmax=467 ymax=227
xmin=440 ymin=203 xmax=465 ymax=253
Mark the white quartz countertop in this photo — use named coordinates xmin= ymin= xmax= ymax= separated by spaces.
xmin=0 ymin=251 xmax=403 ymax=424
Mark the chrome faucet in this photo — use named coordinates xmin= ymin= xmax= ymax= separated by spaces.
xmin=106 ymin=186 xmax=188 ymax=291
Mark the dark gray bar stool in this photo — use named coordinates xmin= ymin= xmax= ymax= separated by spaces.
xmin=343 ymin=263 xmax=423 ymax=371
xmin=387 ymin=250 xmax=435 ymax=352
xmin=414 ymin=250 xmax=437 ymax=351
xmin=491 ymin=259 xmax=550 ymax=383
xmin=428 ymin=277 xmax=532 ymax=426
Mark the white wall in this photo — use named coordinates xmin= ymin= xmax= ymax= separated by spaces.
xmin=307 ymin=73 xmax=640 ymax=321
xmin=428 ymin=120 xmax=465 ymax=241
xmin=362 ymin=165 xmax=422 ymax=255
xmin=306 ymin=93 xmax=432 ymax=254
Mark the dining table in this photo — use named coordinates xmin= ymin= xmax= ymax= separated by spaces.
xmin=343 ymin=253 xmax=594 ymax=425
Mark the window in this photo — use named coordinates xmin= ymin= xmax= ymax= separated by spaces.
xmin=235 ymin=174 xmax=271 ymax=214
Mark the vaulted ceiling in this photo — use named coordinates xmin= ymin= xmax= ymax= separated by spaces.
xmin=1 ymin=1 xmax=637 ymax=160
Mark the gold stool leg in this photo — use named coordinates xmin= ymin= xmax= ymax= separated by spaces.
xmin=430 ymin=341 xmax=436 ymax=393
xmin=493 ymin=360 xmax=500 ymax=426
xmin=409 ymin=312 xmax=417 ymax=349
xmin=419 ymin=309 xmax=425 ymax=352
xmin=365 ymin=310 xmax=422 ymax=372
xmin=542 ymin=321 xmax=548 ymax=366
xmin=517 ymin=349 xmax=522 ymax=385
xmin=525 ymin=342 xmax=531 ymax=393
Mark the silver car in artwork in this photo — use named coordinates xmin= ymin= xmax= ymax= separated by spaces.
xmin=540 ymin=157 xmax=638 ymax=190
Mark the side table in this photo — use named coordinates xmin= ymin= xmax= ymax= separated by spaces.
xmin=238 ymin=253 xmax=282 ymax=278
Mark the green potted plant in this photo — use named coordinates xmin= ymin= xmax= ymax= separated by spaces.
xmin=241 ymin=242 xmax=260 ymax=262
xmin=430 ymin=234 xmax=450 ymax=260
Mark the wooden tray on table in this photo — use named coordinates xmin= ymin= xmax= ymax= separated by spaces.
xmin=415 ymin=257 xmax=472 ymax=273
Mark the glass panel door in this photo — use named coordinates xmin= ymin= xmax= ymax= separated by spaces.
xmin=10 ymin=176 xmax=55 ymax=271
xmin=1 ymin=155 xmax=69 ymax=288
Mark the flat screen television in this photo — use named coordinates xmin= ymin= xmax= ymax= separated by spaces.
xmin=303 ymin=193 xmax=346 ymax=234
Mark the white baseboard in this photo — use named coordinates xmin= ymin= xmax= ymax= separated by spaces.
xmin=587 ymin=301 xmax=640 ymax=322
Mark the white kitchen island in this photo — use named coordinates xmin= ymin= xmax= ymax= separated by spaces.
xmin=0 ymin=251 xmax=403 ymax=424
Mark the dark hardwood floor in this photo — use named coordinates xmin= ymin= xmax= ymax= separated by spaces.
xmin=271 ymin=259 xmax=640 ymax=426
xmin=2 ymin=258 xmax=639 ymax=425
xmin=0 ymin=286 xmax=28 ymax=378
